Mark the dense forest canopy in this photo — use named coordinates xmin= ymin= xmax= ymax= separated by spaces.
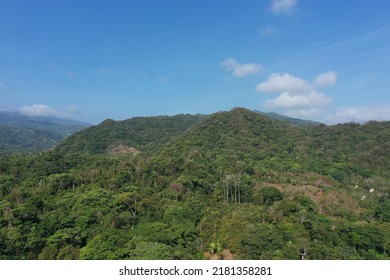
xmin=0 ymin=108 xmax=389 ymax=260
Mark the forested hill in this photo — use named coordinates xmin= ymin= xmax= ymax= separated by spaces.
xmin=0 ymin=108 xmax=389 ymax=260
xmin=55 ymin=114 xmax=207 ymax=155
xmin=53 ymin=110 xmax=319 ymax=156
xmin=151 ymin=108 xmax=390 ymax=180
xmin=0 ymin=110 xmax=317 ymax=155
xmin=0 ymin=112 xmax=90 ymax=154
xmin=0 ymin=112 xmax=89 ymax=137
xmin=151 ymin=108 xmax=310 ymax=177
xmin=0 ymin=126 xmax=63 ymax=154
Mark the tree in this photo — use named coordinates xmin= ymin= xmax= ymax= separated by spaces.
xmin=127 ymin=241 xmax=175 ymax=260
xmin=376 ymin=196 xmax=390 ymax=222
xmin=240 ymin=224 xmax=284 ymax=259
xmin=221 ymin=172 xmax=242 ymax=204
xmin=255 ymin=186 xmax=284 ymax=206
xmin=168 ymin=183 xmax=185 ymax=201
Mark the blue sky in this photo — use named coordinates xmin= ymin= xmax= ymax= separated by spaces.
xmin=1 ymin=0 xmax=390 ymax=124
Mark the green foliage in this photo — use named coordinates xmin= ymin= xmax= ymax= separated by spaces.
xmin=376 ymin=195 xmax=390 ymax=222
xmin=240 ymin=224 xmax=285 ymax=259
xmin=0 ymin=126 xmax=63 ymax=154
xmin=0 ymin=108 xmax=389 ymax=260
xmin=256 ymin=186 xmax=284 ymax=206
xmin=55 ymin=114 xmax=206 ymax=155
xmin=79 ymin=229 xmax=132 ymax=260
xmin=0 ymin=112 xmax=89 ymax=154
xmin=279 ymin=199 xmax=302 ymax=217
xmin=127 ymin=241 xmax=175 ymax=260
xmin=293 ymin=195 xmax=316 ymax=212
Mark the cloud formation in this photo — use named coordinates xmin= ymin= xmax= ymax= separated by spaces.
xmin=19 ymin=103 xmax=79 ymax=119
xmin=265 ymin=91 xmax=331 ymax=109
xmin=314 ymin=71 xmax=337 ymax=87
xmin=256 ymin=73 xmax=311 ymax=94
xmin=20 ymin=104 xmax=57 ymax=117
xmin=327 ymin=106 xmax=390 ymax=124
xmin=270 ymin=0 xmax=297 ymax=16
xmin=285 ymin=108 xmax=323 ymax=119
xmin=256 ymin=71 xmax=336 ymax=118
xmin=221 ymin=58 xmax=263 ymax=78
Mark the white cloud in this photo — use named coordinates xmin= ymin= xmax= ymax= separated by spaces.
xmin=327 ymin=106 xmax=390 ymax=123
xmin=265 ymin=91 xmax=331 ymax=109
xmin=20 ymin=104 xmax=58 ymax=117
xmin=285 ymin=108 xmax=323 ymax=118
xmin=256 ymin=73 xmax=312 ymax=94
xmin=314 ymin=71 xmax=337 ymax=87
xmin=257 ymin=71 xmax=336 ymax=118
xmin=270 ymin=0 xmax=297 ymax=16
xmin=221 ymin=57 xmax=263 ymax=78
xmin=19 ymin=103 xmax=79 ymax=119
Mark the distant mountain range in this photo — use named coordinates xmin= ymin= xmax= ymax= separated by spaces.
xmin=254 ymin=111 xmax=322 ymax=126
xmin=0 ymin=112 xmax=90 ymax=153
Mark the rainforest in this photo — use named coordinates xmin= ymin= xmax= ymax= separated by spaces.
xmin=0 ymin=108 xmax=389 ymax=260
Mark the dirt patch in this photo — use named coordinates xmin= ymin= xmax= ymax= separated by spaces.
xmin=255 ymin=182 xmax=360 ymax=216
xmin=221 ymin=249 xmax=234 ymax=260
xmin=204 ymin=249 xmax=234 ymax=260
xmin=106 ymin=144 xmax=141 ymax=156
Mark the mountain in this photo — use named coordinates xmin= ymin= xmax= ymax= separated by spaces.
xmin=150 ymin=108 xmax=309 ymax=176
xmin=0 ymin=108 xmax=389 ymax=260
xmin=55 ymin=114 xmax=207 ymax=155
xmin=0 ymin=112 xmax=90 ymax=137
xmin=254 ymin=111 xmax=322 ymax=126
xmin=54 ymin=109 xmax=320 ymax=156
xmin=0 ymin=112 xmax=90 ymax=153
xmin=150 ymin=108 xmax=390 ymax=190
xmin=0 ymin=126 xmax=63 ymax=154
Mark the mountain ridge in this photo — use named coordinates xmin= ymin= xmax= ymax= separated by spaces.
xmin=53 ymin=108 xmax=321 ymax=157
xmin=254 ymin=110 xmax=322 ymax=126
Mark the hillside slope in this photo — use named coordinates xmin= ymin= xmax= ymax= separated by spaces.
xmin=150 ymin=108 xmax=390 ymax=183
xmin=0 ymin=112 xmax=90 ymax=154
xmin=0 ymin=126 xmax=63 ymax=153
xmin=55 ymin=114 xmax=207 ymax=155
xmin=0 ymin=112 xmax=89 ymax=137
xmin=149 ymin=108 xmax=310 ymax=178
xmin=0 ymin=108 xmax=389 ymax=260
xmin=53 ymin=109 xmax=321 ymax=156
